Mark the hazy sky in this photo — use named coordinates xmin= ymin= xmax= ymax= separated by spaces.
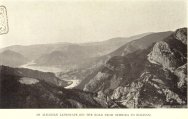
xmin=0 ymin=0 xmax=187 ymax=48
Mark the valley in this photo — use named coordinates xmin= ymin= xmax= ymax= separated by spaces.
xmin=20 ymin=61 xmax=81 ymax=89
xmin=0 ymin=28 xmax=187 ymax=108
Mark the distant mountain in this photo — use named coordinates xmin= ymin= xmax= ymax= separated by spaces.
xmin=0 ymin=50 xmax=28 ymax=67
xmin=79 ymin=32 xmax=152 ymax=54
xmin=0 ymin=43 xmax=74 ymax=60
xmin=34 ymin=33 xmax=152 ymax=66
xmin=0 ymin=33 xmax=151 ymax=66
xmin=34 ymin=44 xmax=91 ymax=66
xmin=76 ymin=28 xmax=187 ymax=108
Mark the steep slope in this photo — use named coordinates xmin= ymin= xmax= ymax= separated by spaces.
xmin=109 ymin=31 xmax=173 ymax=57
xmin=0 ymin=50 xmax=28 ymax=67
xmin=0 ymin=65 xmax=104 ymax=108
xmin=79 ymin=28 xmax=187 ymax=108
xmin=76 ymin=31 xmax=173 ymax=89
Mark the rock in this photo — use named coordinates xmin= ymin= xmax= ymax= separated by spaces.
xmin=162 ymin=89 xmax=185 ymax=104
xmin=111 ymin=86 xmax=124 ymax=100
xmin=148 ymin=41 xmax=183 ymax=71
xmin=83 ymin=72 xmax=111 ymax=92
xmin=175 ymin=28 xmax=187 ymax=45
xmin=174 ymin=64 xmax=187 ymax=88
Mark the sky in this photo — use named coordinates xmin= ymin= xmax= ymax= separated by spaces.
xmin=0 ymin=0 xmax=187 ymax=48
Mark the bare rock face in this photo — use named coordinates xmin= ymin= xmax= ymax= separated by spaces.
xmin=148 ymin=28 xmax=187 ymax=72
xmin=110 ymin=70 xmax=186 ymax=108
xmin=175 ymin=28 xmax=187 ymax=45
xmin=148 ymin=41 xmax=182 ymax=71
xmin=174 ymin=64 xmax=187 ymax=88
xmin=111 ymin=86 xmax=124 ymax=100
xmin=83 ymin=72 xmax=112 ymax=92
xmin=110 ymin=82 xmax=143 ymax=108
xmin=162 ymin=88 xmax=185 ymax=104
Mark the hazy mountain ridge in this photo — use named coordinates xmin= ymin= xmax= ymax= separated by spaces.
xmin=0 ymin=50 xmax=28 ymax=67
xmin=34 ymin=34 xmax=152 ymax=66
xmin=0 ymin=33 xmax=151 ymax=67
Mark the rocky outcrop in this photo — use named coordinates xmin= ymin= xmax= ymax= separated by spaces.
xmin=148 ymin=41 xmax=183 ymax=71
xmin=175 ymin=28 xmax=187 ymax=45
xmin=174 ymin=64 xmax=187 ymax=88
xmin=110 ymin=82 xmax=143 ymax=108
xmin=148 ymin=28 xmax=187 ymax=72
xmin=84 ymin=72 xmax=112 ymax=92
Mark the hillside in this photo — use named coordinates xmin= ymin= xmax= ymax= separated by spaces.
xmin=76 ymin=31 xmax=173 ymax=89
xmin=34 ymin=45 xmax=90 ymax=66
xmin=0 ymin=50 xmax=28 ymax=67
xmin=77 ymin=28 xmax=187 ymax=108
xmin=0 ymin=65 xmax=68 ymax=87
xmin=0 ymin=65 xmax=106 ymax=108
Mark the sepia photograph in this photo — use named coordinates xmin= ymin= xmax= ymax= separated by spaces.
xmin=0 ymin=0 xmax=187 ymax=112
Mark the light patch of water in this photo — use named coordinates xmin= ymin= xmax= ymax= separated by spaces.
xmin=64 ymin=80 xmax=81 ymax=89
xmin=20 ymin=61 xmax=62 ymax=73
xmin=19 ymin=77 xmax=39 ymax=85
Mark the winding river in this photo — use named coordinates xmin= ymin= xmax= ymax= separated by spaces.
xmin=20 ymin=61 xmax=80 ymax=89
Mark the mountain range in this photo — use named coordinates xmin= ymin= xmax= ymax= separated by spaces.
xmin=0 ymin=32 xmax=150 ymax=67
xmin=0 ymin=28 xmax=187 ymax=108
